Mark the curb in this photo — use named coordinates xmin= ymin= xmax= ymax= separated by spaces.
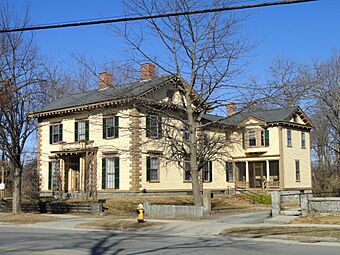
xmin=223 ymin=233 xmax=340 ymax=243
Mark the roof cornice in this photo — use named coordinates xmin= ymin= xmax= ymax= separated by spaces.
xmin=30 ymin=76 xmax=179 ymax=118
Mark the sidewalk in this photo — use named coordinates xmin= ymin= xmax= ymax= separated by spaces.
xmin=2 ymin=210 xmax=340 ymax=243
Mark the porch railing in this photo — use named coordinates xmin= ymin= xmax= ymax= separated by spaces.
xmin=59 ymin=140 xmax=94 ymax=151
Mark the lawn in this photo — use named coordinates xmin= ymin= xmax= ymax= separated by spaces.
xmin=0 ymin=213 xmax=61 ymax=224
xmin=70 ymin=194 xmax=268 ymax=217
xmin=291 ymin=215 xmax=340 ymax=224
xmin=223 ymin=226 xmax=340 ymax=240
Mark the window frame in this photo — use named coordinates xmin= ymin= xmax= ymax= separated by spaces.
xmin=226 ymin=161 xmax=234 ymax=182
xmin=147 ymin=156 xmax=160 ymax=182
xmin=48 ymin=160 xmax=60 ymax=190
xmin=50 ymin=123 xmax=63 ymax=144
xmin=183 ymin=124 xmax=190 ymax=142
xmin=287 ymin=129 xmax=292 ymax=147
xmin=248 ymin=130 xmax=257 ymax=147
xmin=146 ymin=115 xmax=162 ymax=139
xmin=75 ymin=120 xmax=89 ymax=142
xmin=203 ymin=161 xmax=213 ymax=183
xmin=183 ymin=161 xmax=191 ymax=182
xmin=102 ymin=157 xmax=120 ymax=189
xmin=203 ymin=130 xmax=209 ymax=146
xmin=103 ymin=116 xmax=119 ymax=139
xmin=301 ymin=131 xmax=306 ymax=149
xmin=295 ymin=159 xmax=301 ymax=182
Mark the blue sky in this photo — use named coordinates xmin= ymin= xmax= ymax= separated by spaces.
xmin=10 ymin=0 xmax=339 ymax=81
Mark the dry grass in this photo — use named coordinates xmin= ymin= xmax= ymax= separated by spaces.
xmin=223 ymin=226 xmax=340 ymax=240
xmin=77 ymin=219 xmax=160 ymax=231
xmin=66 ymin=194 xmax=265 ymax=217
xmin=101 ymin=195 xmax=193 ymax=216
xmin=292 ymin=215 xmax=340 ymax=225
xmin=212 ymin=195 xmax=269 ymax=209
xmin=0 ymin=213 xmax=61 ymax=224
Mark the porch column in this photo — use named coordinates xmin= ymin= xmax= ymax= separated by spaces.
xmin=60 ymin=158 xmax=65 ymax=192
xmin=245 ymin=161 xmax=249 ymax=188
xmin=232 ymin=161 xmax=237 ymax=191
xmin=80 ymin=157 xmax=85 ymax=192
xmin=266 ymin=160 xmax=270 ymax=189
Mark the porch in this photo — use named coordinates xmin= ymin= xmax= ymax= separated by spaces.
xmin=50 ymin=141 xmax=98 ymax=197
xmin=234 ymin=160 xmax=280 ymax=190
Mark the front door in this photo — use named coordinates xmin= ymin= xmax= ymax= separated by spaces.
xmin=254 ymin=163 xmax=263 ymax=188
xmin=64 ymin=157 xmax=80 ymax=192
xmin=249 ymin=162 xmax=265 ymax=189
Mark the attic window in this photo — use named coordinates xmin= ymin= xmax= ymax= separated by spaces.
xmin=166 ymin=89 xmax=174 ymax=101
xmin=291 ymin=115 xmax=297 ymax=122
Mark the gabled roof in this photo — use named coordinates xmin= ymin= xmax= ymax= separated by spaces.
xmin=204 ymin=106 xmax=312 ymax=127
xmin=35 ymin=75 xmax=176 ymax=114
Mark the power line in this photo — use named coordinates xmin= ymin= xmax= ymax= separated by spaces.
xmin=0 ymin=0 xmax=317 ymax=33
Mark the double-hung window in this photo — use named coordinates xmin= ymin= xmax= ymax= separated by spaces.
xmin=203 ymin=161 xmax=213 ymax=182
xmin=48 ymin=161 xmax=59 ymax=190
xmin=301 ymin=131 xmax=306 ymax=148
xmin=146 ymin=115 xmax=162 ymax=138
xmin=184 ymin=161 xmax=191 ymax=182
xmin=226 ymin=161 xmax=233 ymax=182
xmin=287 ymin=129 xmax=292 ymax=147
xmin=248 ymin=130 xmax=256 ymax=147
xmin=49 ymin=123 xmax=63 ymax=144
xmin=102 ymin=157 xmax=120 ymax=189
xmin=203 ymin=131 xmax=209 ymax=146
xmin=295 ymin=159 xmax=301 ymax=182
xmin=75 ymin=120 xmax=89 ymax=141
xmin=103 ymin=116 xmax=119 ymax=139
xmin=146 ymin=156 xmax=159 ymax=182
xmin=183 ymin=125 xmax=190 ymax=142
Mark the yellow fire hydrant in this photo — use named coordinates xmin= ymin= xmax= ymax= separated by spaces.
xmin=136 ymin=203 xmax=145 ymax=223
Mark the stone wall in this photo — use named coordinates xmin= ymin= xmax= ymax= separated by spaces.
xmin=1 ymin=201 xmax=103 ymax=214
xmin=271 ymin=191 xmax=340 ymax=216
xmin=143 ymin=202 xmax=205 ymax=217
xmin=308 ymin=197 xmax=340 ymax=214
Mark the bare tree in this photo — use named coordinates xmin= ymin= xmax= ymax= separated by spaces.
xmin=117 ymin=0 xmax=250 ymax=205
xmin=259 ymin=53 xmax=340 ymax=193
xmin=0 ymin=3 xmax=42 ymax=214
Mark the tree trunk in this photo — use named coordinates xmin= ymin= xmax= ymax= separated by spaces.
xmin=186 ymin=95 xmax=202 ymax=206
xmin=12 ymin=166 xmax=22 ymax=215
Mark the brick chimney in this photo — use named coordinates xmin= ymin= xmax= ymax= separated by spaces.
xmin=99 ymin=72 xmax=113 ymax=89
xmin=140 ymin=63 xmax=156 ymax=81
xmin=226 ymin=102 xmax=236 ymax=116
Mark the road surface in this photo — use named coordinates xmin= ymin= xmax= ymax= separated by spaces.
xmin=0 ymin=226 xmax=339 ymax=255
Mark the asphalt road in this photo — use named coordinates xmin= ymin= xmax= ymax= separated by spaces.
xmin=0 ymin=226 xmax=340 ymax=255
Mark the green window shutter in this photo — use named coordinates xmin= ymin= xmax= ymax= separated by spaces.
xmin=85 ymin=120 xmax=89 ymax=141
xmin=146 ymin=156 xmax=151 ymax=181
xmin=48 ymin=162 xmax=52 ymax=190
xmin=146 ymin=115 xmax=150 ymax=137
xmin=226 ymin=162 xmax=229 ymax=182
xmin=158 ymin=116 xmax=162 ymax=138
xmin=114 ymin=116 xmax=119 ymax=138
xmin=74 ymin=122 xmax=78 ymax=142
xmin=265 ymin=129 xmax=270 ymax=146
xmin=103 ymin=117 xmax=107 ymax=139
xmin=59 ymin=124 xmax=63 ymax=142
xmin=209 ymin=161 xmax=213 ymax=182
xmin=242 ymin=132 xmax=245 ymax=148
xmin=49 ymin=125 xmax=53 ymax=144
xmin=114 ymin=157 xmax=120 ymax=189
xmin=102 ymin=158 xmax=106 ymax=189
